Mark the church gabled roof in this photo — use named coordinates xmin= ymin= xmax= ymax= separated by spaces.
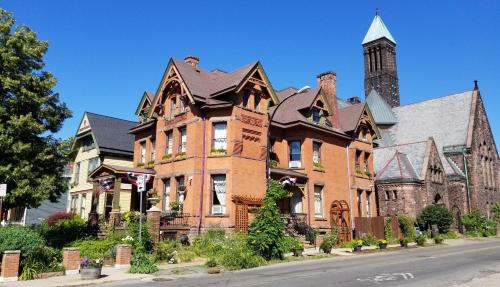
xmin=365 ymin=89 xmax=397 ymax=124
xmin=374 ymin=141 xmax=428 ymax=182
xmin=362 ymin=15 xmax=396 ymax=45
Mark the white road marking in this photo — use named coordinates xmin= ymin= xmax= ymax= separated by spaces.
xmin=357 ymin=272 xmax=415 ymax=282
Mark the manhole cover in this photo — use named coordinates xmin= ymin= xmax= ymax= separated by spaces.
xmin=153 ymin=277 xmax=173 ymax=282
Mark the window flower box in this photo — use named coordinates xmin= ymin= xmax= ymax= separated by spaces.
xmin=210 ymin=148 xmax=226 ymax=155
xmin=136 ymin=162 xmax=145 ymax=168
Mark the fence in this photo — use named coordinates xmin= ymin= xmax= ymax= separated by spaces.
xmin=354 ymin=216 xmax=401 ymax=239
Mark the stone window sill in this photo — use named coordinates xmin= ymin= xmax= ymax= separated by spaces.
xmin=205 ymin=214 xmax=230 ymax=218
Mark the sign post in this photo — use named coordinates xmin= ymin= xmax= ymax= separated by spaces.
xmin=137 ymin=176 xmax=145 ymax=242
xmin=0 ymin=184 xmax=6 ymax=223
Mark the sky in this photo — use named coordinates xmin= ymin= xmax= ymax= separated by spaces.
xmin=2 ymin=0 xmax=500 ymax=144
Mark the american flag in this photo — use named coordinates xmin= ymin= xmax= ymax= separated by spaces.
xmin=97 ymin=178 xmax=114 ymax=194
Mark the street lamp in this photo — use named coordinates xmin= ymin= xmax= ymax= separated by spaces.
xmin=266 ymin=85 xmax=311 ymax=177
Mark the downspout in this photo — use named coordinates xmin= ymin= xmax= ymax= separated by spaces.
xmin=197 ymin=114 xmax=207 ymax=234
xmin=346 ymin=145 xmax=354 ymax=232
xmin=306 ymin=180 xmax=311 ymax=226
xmin=463 ymin=150 xmax=472 ymax=213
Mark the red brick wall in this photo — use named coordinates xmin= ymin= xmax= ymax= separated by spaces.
xmin=1 ymin=250 xmax=20 ymax=280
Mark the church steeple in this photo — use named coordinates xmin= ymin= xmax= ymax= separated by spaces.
xmin=363 ymin=14 xmax=400 ymax=107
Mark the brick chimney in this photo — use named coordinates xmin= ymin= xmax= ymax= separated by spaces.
xmin=184 ymin=55 xmax=199 ymax=68
xmin=317 ymin=71 xmax=340 ymax=129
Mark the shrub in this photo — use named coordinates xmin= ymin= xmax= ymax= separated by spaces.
xmin=217 ymin=233 xmax=265 ymax=270
xmin=205 ymin=258 xmax=217 ymax=268
xmin=417 ymin=205 xmax=453 ymax=233
xmin=248 ymin=179 xmax=288 ymax=260
xmin=178 ymin=249 xmax=196 ymax=263
xmin=398 ymin=215 xmax=416 ymax=241
xmin=361 ymin=233 xmax=377 ymax=246
xmin=130 ymin=247 xmax=158 ymax=274
xmin=440 ymin=230 xmax=459 ymax=239
xmin=47 ymin=211 xmax=75 ymax=226
xmin=155 ymin=240 xmax=180 ymax=263
xmin=72 ymin=237 xmax=119 ymax=260
xmin=126 ymin=215 xmax=153 ymax=251
xmin=0 ymin=226 xmax=45 ymax=257
xmin=341 ymin=239 xmax=363 ymax=249
xmin=462 ymin=210 xmax=497 ymax=237
xmin=320 ymin=238 xmax=333 ymax=254
xmin=190 ymin=229 xmax=226 ymax=257
xmin=282 ymin=236 xmax=301 ymax=253
xmin=434 ymin=234 xmax=444 ymax=244
xmin=384 ymin=219 xmax=395 ymax=242
xmin=38 ymin=214 xmax=88 ymax=248
xmin=415 ymin=234 xmax=426 ymax=246
xmin=492 ymin=202 xmax=500 ymax=223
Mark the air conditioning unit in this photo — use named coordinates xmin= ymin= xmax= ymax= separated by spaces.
xmin=212 ymin=205 xmax=223 ymax=215
xmin=289 ymin=161 xmax=301 ymax=168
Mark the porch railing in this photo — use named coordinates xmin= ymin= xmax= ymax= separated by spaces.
xmin=159 ymin=212 xmax=191 ymax=228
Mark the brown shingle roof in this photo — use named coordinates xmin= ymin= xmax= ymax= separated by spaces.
xmin=338 ymin=103 xmax=364 ymax=132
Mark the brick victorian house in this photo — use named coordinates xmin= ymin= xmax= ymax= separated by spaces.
xmin=88 ymin=55 xmax=379 ymax=239
xmin=363 ymin=15 xmax=499 ymax=224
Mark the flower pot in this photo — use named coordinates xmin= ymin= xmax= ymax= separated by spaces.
xmin=80 ymin=267 xmax=102 ymax=280
xmin=353 ymin=246 xmax=362 ymax=252
xmin=400 ymin=241 xmax=408 ymax=248
xmin=378 ymin=243 xmax=387 ymax=249
xmin=323 ymin=247 xmax=332 ymax=254
xmin=293 ymin=249 xmax=304 ymax=257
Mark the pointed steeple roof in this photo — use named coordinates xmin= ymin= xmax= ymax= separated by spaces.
xmin=365 ymin=89 xmax=397 ymax=124
xmin=362 ymin=14 xmax=396 ymax=45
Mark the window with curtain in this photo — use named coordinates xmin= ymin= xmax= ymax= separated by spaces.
xmin=150 ymin=140 xmax=156 ymax=161
xmin=140 ymin=141 xmax=146 ymax=163
xmin=313 ymin=142 xmax=321 ymax=164
xmin=290 ymin=188 xmax=302 ymax=214
xmin=211 ymin=174 xmax=226 ymax=214
xmin=165 ymin=130 xmax=173 ymax=155
xmin=179 ymin=127 xmax=187 ymax=153
xmin=213 ymin=122 xmax=227 ymax=151
xmin=163 ymin=179 xmax=170 ymax=211
xmin=176 ymin=176 xmax=185 ymax=202
xmin=314 ymin=185 xmax=323 ymax=217
xmin=288 ymin=140 xmax=301 ymax=168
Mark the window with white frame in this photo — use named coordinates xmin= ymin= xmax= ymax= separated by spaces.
xmin=176 ymin=176 xmax=185 ymax=202
xmin=165 ymin=130 xmax=173 ymax=155
xmin=314 ymin=185 xmax=323 ymax=217
xmin=213 ymin=122 xmax=227 ymax=151
xmin=79 ymin=194 xmax=86 ymax=218
xmin=288 ymin=140 xmax=301 ymax=168
xmin=87 ymin=157 xmax=100 ymax=175
xmin=140 ymin=141 xmax=146 ymax=163
xmin=211 ymin=174 xmax=226 ymax=215
xmin=70 ymin=195 xmax=78 ymax=213
xmin=162 ymin=179 xmax=170 ymax=211
xmin=74 ymin=162 xmax=81 ymax=185
xmin=150 ymin=139 xmax=156 ymax=162
xmin=290 ymin=188 xmax=303 ymax=214
xmin=178 ymin=127 xmax=187 ymax=153
xmin=313 ymin=142 xmax=321 ymax=165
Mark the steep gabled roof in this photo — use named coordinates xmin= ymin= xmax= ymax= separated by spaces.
xmin=374 ymin=141 xmax=428 ymax=182
xmin=386 ymin=91 xmax=474 ymax=174
xmin=365 ymin=89 xmax=397 ymax=124
xmin=339 ymin=103 xmax=364 ymax=132
xmin=135 ymin=91 xmax=154 ymax=116
xmin=362 ymin=14 xmax=396 ymax=45
xmin=81 ymin=112 xmax=137 ymax=156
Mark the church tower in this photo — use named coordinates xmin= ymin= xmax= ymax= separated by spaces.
xmin=363 ymin=14 xmax=400 ymax=107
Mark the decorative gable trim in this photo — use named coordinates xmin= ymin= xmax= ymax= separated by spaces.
xmin=235 ymin=62 xmax=279 ymax=105
xmin=354 ymin=105 xmax=381 ymax=139
xmin=135 ymin=91 xmax=153 ymax=116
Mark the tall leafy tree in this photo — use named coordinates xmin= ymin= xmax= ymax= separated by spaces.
xmin=0 ymin=8 xmax=72 ymax=209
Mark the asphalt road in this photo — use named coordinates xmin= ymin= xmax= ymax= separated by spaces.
xmin=105 ymin=240 xmax=500 ymax=287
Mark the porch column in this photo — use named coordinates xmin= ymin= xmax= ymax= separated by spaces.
xmin=88 ymin=181 xmax=99 ymax=229
xmin=109 ymin=177 xmax=122 ymax=227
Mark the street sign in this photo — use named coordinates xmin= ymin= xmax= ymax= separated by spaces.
xmin=0 ymin=184 xmax=6 ymax=197
xmin=137 ymin=176 xmax=145 ymax=193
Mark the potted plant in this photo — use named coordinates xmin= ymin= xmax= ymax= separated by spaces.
xmin=399 ymin=236 xmax=409 ymax=247
xmin=415 ymin=234 xmax=426 ymax=246
xmin=170 ymin=201 xmax=183 ymax=214
xmin=147 ymin=189 xmax=160 ymax=205
xmin=320 ymin=238 xmax=333 ymax=254
xmin=162 ymin=154 xmax=172 ymax=161
xmin=80 ymin=258 xmax=102 ymax=280
xmin=292 ymin=240 xmax=304 ymax=257
xmin=434 ymin=234 xmax=444 ymax=244
xmin=378 ymin=239 xmax=388 ymax=249
xmin=353 ymin=239 xmax=363 ymax=252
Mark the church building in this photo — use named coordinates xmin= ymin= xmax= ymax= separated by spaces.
xmin=363 ymin=14 xmax=500 ymax=225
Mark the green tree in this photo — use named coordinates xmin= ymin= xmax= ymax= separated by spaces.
xmin=248 ymin=179 xmax=288 ymax=260
xmin=0 ymin=8 xmax=71 ymax=209
xmin=417 ymin=204 xmax=453 ymax=233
